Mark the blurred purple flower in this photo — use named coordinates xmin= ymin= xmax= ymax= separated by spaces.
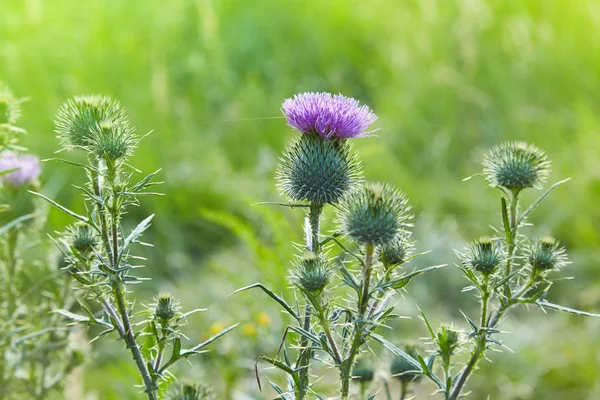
xmin=0 ymin=151 xmax=41 ymax=186
xmin=281 ymin=92 xmax=377 ymax=139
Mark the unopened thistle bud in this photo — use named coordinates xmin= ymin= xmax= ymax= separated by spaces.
xmin=460 ymin=237 xmax=504 ymax=275
xmin=277 ymin=134 xmax=361 ymax=204
xmin=55 ymin=95 xmax=128 ymax=150
xmin=0 ymin=83 xmax=21 ymax=127
xmin=68 ymin=223 xmax=97 ymax=254
xmin=338 ymin=182 xmax=411 ymax=247
xmin=390 ymin=345 xmax=420 ymax=382
xmin=165 ymin=383 xmax=214 ymax=400
xmin=379 ymin=230 xmax=415 ymax=268
xmin=527 ymin=236 xmax=568 ymax=272
xmin=90 ymin=120 xmax=136 ymax=161
xmin=153 ymin=293 xmax=179 ymax=327
xmin=352 ymin=359 xmax=374 ymax=383
xmin=483 ymin=141 xmax=550 ymax=191
xmin=437 ymin=325 xmax=460 ymax=358
xmin=291 ymin=254 xmax=332 ymax=295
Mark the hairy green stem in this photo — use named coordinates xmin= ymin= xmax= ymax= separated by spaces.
xmin=503 ymin=190 xmax=520 ymax=301
xmin=448 ymin=275 xmax=491 ymax=400
xmin=340 ymin=244 xmax=375 ymax=399
xmin=296 ymin=203 xmax=324 ymax=399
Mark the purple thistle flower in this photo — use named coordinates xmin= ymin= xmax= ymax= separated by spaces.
xmin=281 ymin=92 xmax=377 ymax=139
xmin=0 ymin=151 xmax=41 ymax=186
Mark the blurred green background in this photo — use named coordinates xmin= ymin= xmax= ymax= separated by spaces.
xmin=2 ymin=0 xmax=600 ymax=398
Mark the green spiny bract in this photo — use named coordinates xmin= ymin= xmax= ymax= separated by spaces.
xmin=390 ymin=346 xmax=420 ymax=383
xmin=153 ymin=293 xmax=180 ymax=327
xmin=0 ymin=82 xmax=21 ymax=126
xmin=379 ymin=230 xmax=414 ymax=269
xmin=436 ymin=325 xmax=460 ymax=360
xmin=527 ymin=236 xmax=568 ymax=272
xmin=352 ymin=359 xmax=375 ymax=383
xmin=54 ymin=95 xmax=128 ymax=150
xmin=460 ymin=237 xmax=504 ymax=275
xmin=67 ymin=223 xmax=97 ymax=254
xmin=291 ymin=254 xmax=332 ymax=295
xmin=165 ymin=383 xmax=215 ymax=400
xmin=338 ymin=182 xmax=411 ymax=247
xmin=483 ymin=141 xmax=550 ymax=191
xmin=90 ymin=120 xmax=137 ymax=161
xmin=277 ymin=133 xmax=361 ymax=204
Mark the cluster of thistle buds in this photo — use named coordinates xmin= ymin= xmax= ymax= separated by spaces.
xmin=28 ymin=94 xmax=236 ymax=399
xmin=238 ymin=92 xmax=440 ymax=400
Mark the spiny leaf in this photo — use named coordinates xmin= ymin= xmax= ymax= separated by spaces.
xmin=231 ymin=283 xmax=300 ymax=322
xmin=29 ymin=191 xmax=89 ymax=222
xmin=537 ymin=300 xmax=600 ymax=317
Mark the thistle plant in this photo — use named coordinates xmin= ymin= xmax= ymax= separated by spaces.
xmin=0 ymin=83 xmax=82 ymax=400
xmin=411 ymin=141 xmax=599 ymax=399
xmin=236 ymin=92 xmax=439 ymax=399
xmin=31 ymin=95 xmax=235 ymax=399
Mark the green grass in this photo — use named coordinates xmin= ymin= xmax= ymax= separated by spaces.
xmin=2 ymin=0 xmax=600 ymax=398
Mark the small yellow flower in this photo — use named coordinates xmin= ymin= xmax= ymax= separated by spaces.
xmin=209 ymin=322 xmax=226 ymax=337
xmin=256 ymin=312 xmax=271 ymax=326
xmin=242 ymin=322 xmax=257 ymax=337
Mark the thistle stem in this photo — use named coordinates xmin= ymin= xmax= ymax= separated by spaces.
xmin=296 ymin=203 xmax=324 ymax=399
xmin=112 ymin=279 xmax=157 ymax=400
xmin=340 ymin=244 xmax=375 ymax=399
xmin=503 ymin=190 xmax=520 ymax=301
xmin=449 ymin=273 xmax=492 ymax=399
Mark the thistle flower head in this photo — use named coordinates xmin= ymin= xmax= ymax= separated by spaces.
xmin=55 ymin=95 xmax=128 ymax=150
xmin=390 ymin=345 xmax=420 ymax=382
xmin=165 ymin=383 xmax=214 ymax=400
xmin=483 ymin=141 xmax=550 ymax=190
xmin=277 ymin=134 xmax=361 ymax=204
xmin=291 ymin=254 xmax=332 ymax=295
xmin=282 ymin=92 xmax=377 ymax=139
xmin=0 ymin=151 xmax=41 ymax=187
xmin=153 ymin=293 xmax=180 ymax=327
xmin=352 ymin=359 xmax=374 ymax=383
xmin=67 ymin=223 xmax=97 ymax=254
xmin=338 ymin=183 xmax=411 ymax=247
xmin=527 ymin=236 xmax=568 ymax=272
xmin=379 ymin=230 xmax=415 ymax=268
xmin=460 ymin=237 xmax=504 ymax=275
xmin=0 ymin=83 xmax=21 ymax=126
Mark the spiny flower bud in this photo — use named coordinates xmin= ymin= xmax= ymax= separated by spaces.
xmin=90 ymin=120 xmax=136 ymax=161
xmin=390 ymin=345 xmax=420 ymax=383
xmin=483 ymin=141 xmax=550 ymax=191
xmin=0 ymin=83 xmax=21 ymax=126
xmin=291 ymin=254 xmax=332 ymax=295
xmin=153 ymin=293 xmax=179 ymax=327
xmin=460 ymin=237 xmax=504 ymax=275
xmin=379 ymin=230 xmax=415 ymax=268
xmin=352 ymin=359 xmax=374 ymax=383
xmin=277 ymin=134 xmax=361 ymax=204
xmin=527 ymin=236 xmax=568 ymax=272
xmin=67 ymin=223 xmax=97 ymax=254
xmin=165 ymin=383 xmax=214 ymax=400
xmin=436 ymin=325 xmax=460 ymax=358
xmin=55 ymin=95 xmax=128 ymax=150
xmin=338 ymin=182 xmax=411 ymax=247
